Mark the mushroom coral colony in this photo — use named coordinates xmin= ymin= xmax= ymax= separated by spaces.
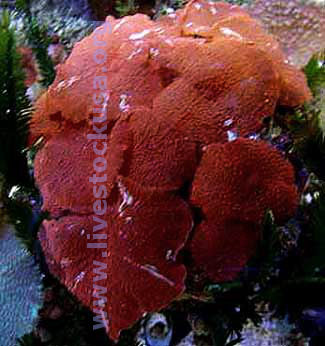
xmin=29 ymin=0 xmax=312 ymax=341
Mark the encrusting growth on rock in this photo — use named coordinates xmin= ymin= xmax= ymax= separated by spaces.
xmin=247 ymin=0 xmax=325 ymax=67
xmin=30 ymin=0 xmax=311 ymax=340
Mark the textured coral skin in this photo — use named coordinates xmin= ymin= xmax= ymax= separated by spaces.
xmin=29 ymin=0 xmax=312 ymax=144
xmin=189 ymin=138 xmax=298 ymax=281
xmin=34 ymin=128 xmax=122 ymax=217
xmin=39 ymin=185 xmax=192 ymax=340
xmin=31 ymin=0 xmax=310 ymax=340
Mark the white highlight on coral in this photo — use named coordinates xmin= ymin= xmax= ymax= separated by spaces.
xmin=194 ymin=26 xmax=207 ymax=33
xmin=134 ymin=40 xmax=144 ymax=46
xmin=141 ymin=264 xmax=175 ymax=286
xmin=66 ymin=76 xmax=79 ymax=87
xmin=194 ymin=3 xmax=202 ymax=10
xmin=75 ymin=271 xmax=85 ymax=284
xmin=113 ymin=18 xmax=127 ymax=33
xmin=127 ymin=47 xmax=143 ymax=60
xmin=60 ymin=258 xmax=72 ymax=267
xmin=125 ymin=217 xmax=133 ymax=224
xmin=220 ymin=27 xmax=243 ymax=40
xmin=166 ymin=249 xmax=176 ymax=262
xmin=149 ymin=47 xmax=159 ymax=57
xmin=118 ymin=181 xmax=134 ymax=215
xmin=122 ymin=256 xmax=175 ymax=287
xmin=102 ymin=92 xmax=110 ymax=115
xmin=119 ymin=94 xmax=130 ymax=112
xmin=248 ymin=133 xmax=259 ymax=140
xmin=227 ymin=130 xmax=238 ymax=142
xmin=129 ymin=29 xmax=151 ymax=40
xmin=56 ymin=76 xmax=79 ymax=91
xmin=154 ymin=27 xmax=165 ymax=34
xmin=56 ymin=80 xmax=66 ymax=91
xmin=224 ymin=118 xmax=233 ymax=127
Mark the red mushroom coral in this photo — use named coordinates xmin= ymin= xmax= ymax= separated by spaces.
xmin=30 ymin=0 xmax=311 ymax=340
xmin=189 ymin=138 xmax=298 ymax=282
xmin=39 ymin=184 xmax=192 ymax=340
xmin=34 ymin=128 xmax=125 ymax=217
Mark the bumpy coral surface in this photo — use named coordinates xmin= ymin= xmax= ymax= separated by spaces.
xmin=189 ymin=138 xmax=298 ymax=281
xmin=39 ymin=186 xmax=192 ymax=339
xmin=30 ymin=0 xmax=311 ymax=340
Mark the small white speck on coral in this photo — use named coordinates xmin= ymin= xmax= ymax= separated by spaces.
xmin=119 ymin=94 xmax=130 ymax=112
xmin=227 ymin=130 xmax=238 ymax=142
xmin=75 ymin=271 xmax=85 ymax=284
xmin=248 ymin=133 xmax=259 ymax=140
xmin=149 ymin=47 xmax=159 ymax=57
xmin=118 ymin=180 xmax=134 ymax=215
xmin=224 ymin=118 xmax=233 ymax=127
